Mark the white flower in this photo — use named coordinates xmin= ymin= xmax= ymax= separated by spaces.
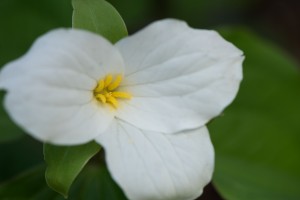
xmin=0 ymin=19 xmax=243 ymax=200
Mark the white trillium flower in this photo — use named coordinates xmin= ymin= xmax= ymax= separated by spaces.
xmin=0 ymin=19 xmax=243 ymax=200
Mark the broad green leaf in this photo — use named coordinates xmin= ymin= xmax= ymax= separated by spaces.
xmin=44 ymin=142 xmax=101 ymax=198
xmin=72 ymin=0 xmax=128 ymax=43
xmin=0 ymin=165 xmax=126 ymax=200
xmin=209 ymin=27 xmax=300 ymax=200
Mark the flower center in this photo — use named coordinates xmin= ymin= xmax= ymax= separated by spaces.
xmin=93 ymin=74 xmax=131 ymax=108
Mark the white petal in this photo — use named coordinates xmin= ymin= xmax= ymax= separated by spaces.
xmin=1 ymin=28 xmax=124 ymax=89
xmin=0 ymin=29 xmax=124 ymax=145
xmin=116 ymin=19 xmax=243 ymax=133
xmin=96 ymin=120 xmax=214 ymax=200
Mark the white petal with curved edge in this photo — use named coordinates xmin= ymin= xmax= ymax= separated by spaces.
xmin=116 ymin=19 xmax=243 ymax=133
xmin=0 ymin=29 xmax=124 ymax=145
xmin=0 ymin=28 xmax=124 ymax=89
xmin=96 ymin=120 xmax=214 ymax=200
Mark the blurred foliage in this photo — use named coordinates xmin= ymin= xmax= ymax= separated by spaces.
xmin=0 ymin=0 xmax=299 ymax=200
xmin=0 ymin=165 xmax=126 ymax=200
xmin=0 ymin=0 xmax=72 ymax=66
xmin=209 ymin=27 xmax=300 ymax=199
xmin=107 ymin=0 xmax=259 ymax=31
xmin=0 ymin=92 xmax=23 ymax=142
xmin=163 ymin=0 xmax=256 ymax=26
xmin=0 ymin=137 xmax=43 ymax=182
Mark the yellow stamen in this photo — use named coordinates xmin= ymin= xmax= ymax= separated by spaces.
xmin=96 ymin=94 xmax=106 ymax=103
xmin=93 ymin=74 xmax=130 ymax=109
xmin=107 ymin=74 xmax=122 ymax=91
xmin=104 ymin=74 xmax=113 ymax=87
xmin=95 ymin=80 xmax=105 ymax=93
xmin=106 ymin=96 xmax=119 ymax=108
xmin=104 ymin=92 xmax=113 ymax=98
xmin=112 ymin=91 xmax=131 ymax=99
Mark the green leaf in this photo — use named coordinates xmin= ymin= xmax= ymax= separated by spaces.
xmin=209 ymin=27 xmax=300 ymax=200
xmin=44 ymin=142 xmax=101 ymax=198
xmin=72 ymin=0 xmax=128 ymax=43
xmin=0 ymin=165 xmax=127 ymax=200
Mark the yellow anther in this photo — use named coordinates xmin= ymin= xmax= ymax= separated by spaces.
xmin=106 ymin=96 xmax=119 ymax=108
xmin=95 ymin=80 xmax=105 ymax=93
xmin=112 ymin=91 xmax=131 ymax=99
xmin=96 ymin=94 xmax=106 ymax=103
xmin=104 ymin=92 xmax=113 ymax=98
xmin=93 ymin=74 xmax=130 ymax=109
xmin=104 ymin=74 xmax=113 ymax=87
xmin=107 ymin=74 xmax=122 ymax=91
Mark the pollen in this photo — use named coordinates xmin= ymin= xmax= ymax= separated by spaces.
xmin=93 ymin=74 xmax=131 ymax=108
